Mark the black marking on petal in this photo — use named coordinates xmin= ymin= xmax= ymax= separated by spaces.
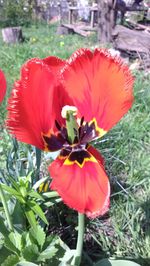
xmin=61 ymin=127 xmax=68 ymax=140
xmin=80 ymin=122 xmax=97 ymax=144
xmin=43 ymin=134 xmax=65 ymax=151
xmin=68 ymin=150 xmax=91 ymax=165
xmin=73 ymin=128 xmax=79 ymax=142
xmin=55 ymin=120 xmax=61 ymax=131
xmin=60 ymin=146 xmax=72 ymax=157
xmin=74 ymin=136 xmax=79 ymax=144
xmin=78 ymin=127 xmax=81 ymax=138
xmin=80 ymin=116 xmax=84 ymax=126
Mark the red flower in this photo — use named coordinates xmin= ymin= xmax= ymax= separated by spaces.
xmin=0 ymin=69 xmax=6 ymax=104
xmin=7 ymin=49 xmax=134 ymax=218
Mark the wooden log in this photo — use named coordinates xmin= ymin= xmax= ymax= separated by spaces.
xmin=127 ymin=20 xmax=150 ymax=32
xmin=126 ymin=5 xmax=148 ymax=12
xmin=2 ymin=27 xmax=24 ymax=44
xmin=112 ymin=25 xmax=150 ymax=53
xmin=57 ymin=25 xmax=73 ymax=35
xmin=60 ymin=24 xmax=90 ymax=37
xmin=73 ymin=27 xmax=90 ymax=37
xmin=76 ymin=25 xmax=97 ymax=31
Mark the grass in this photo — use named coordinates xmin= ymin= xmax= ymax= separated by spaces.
xmin=92 ymin=72 xmax=150 ymax=264
xmin=0 ymin=23 xmax=150 ymax=265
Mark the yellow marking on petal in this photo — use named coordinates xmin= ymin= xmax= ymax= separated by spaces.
xmin=58 ymin=154 xmax=68 ymax=160
xmin=43 ymin=144 xmax=50 ymax=152
xmin=41 ymin=135 xmax=50 ymax=152
xmin=41 ymin=131 xmax=52 ymax=152
xmin=89 ymin=118 xmax=107 ymax=137
xmin=64 ymin=155 xmax=97 ymax=168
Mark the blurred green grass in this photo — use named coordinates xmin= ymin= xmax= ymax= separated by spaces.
xmin=0 ymin=23 xmax=97 ymax=84
xmin=0 ymin=23 xmax=150 ymax=265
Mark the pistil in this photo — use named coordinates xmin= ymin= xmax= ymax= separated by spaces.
xmin=61 ymin=105 xmax=79 ymax=144
xmin=66 ymin=110 xmax=78 ymax=144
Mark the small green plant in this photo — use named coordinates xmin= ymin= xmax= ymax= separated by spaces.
xmin=0 ymin=0 xmax=32 ymax=27
xmin=0 ymin=170 xmax=70 ymax=265
xmin=0 ymin=218 xmax=67 ymax=265
xmin=1 ymin=173 xmax=48 ymax=228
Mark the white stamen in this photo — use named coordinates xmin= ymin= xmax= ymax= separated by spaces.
xmin=61 ymin=105 xmax=78 ymax=118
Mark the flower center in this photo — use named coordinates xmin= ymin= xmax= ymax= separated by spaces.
xmin=62 ymin=106 xmax=78 ymax=144
xmin=42 ymin=117 xmax=100 ymax=152
xmin=59 ymin=117 xmax=98 ymax=157
xmin=42 ymin=111 xmax=103 ymax=168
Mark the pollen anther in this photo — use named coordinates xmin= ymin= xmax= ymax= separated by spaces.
xmin=61 ymin=105 xmax=78 ymax=118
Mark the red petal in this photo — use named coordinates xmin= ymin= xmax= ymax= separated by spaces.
xmin=49 ymin=148 xmax=110 ymax=218
xmin=87 ymin=145 xmax=104 ymax=166
xmin=7 ymin=58 xmax=66 ymax=149
xmin=0 ymin=69 xmax=6 ymax=104
xmin=43 ymin=56 xmax=65 ymax=74
xmin=62 ymin=48 xmax=134 ymax=135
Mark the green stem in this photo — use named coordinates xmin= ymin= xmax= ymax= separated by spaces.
xmin=0 ymin=183 xmax=13 ymax=231
xmin=74 ymin=213 xmax=85 ymax=266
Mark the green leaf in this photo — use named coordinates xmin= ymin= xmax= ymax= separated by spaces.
xmin=28 ymin=200 xmax=48 ymax=225
xmin=38 ymin=235 xmax=59 ymax=261
xmin=21 ymin=232 xmax=32 ymax=248
xmin=17 ymin=262 xmax=38 ymax=266
xmin=38 ymin=236 xmax=67 ymax=264
xmin=7 ymin=175 xmax=20 ymax=192
xmin=1 ymin=254 xmax=19 ymax=266
xmin=8 ymin=231 xmax=22 ymax=251
xmin=0 ymin=217 xmax=9 ymax=237
xmin=44 ymin=202 xmax=55 ymax=207
xmin=94 ymin=259 xmax=141 ymax=266
xmin=12 ymin=201 xmax=26 ymax=230
xmin=0 ymin=246 xmax=12 ymax=265
xmin=60 ymin=249 xmax=76 ymax=265
xmin=38 ymin=242 xmax=58 ymax=261
xmin=19 ymin=186 xmax=27 ymax=198
xmin=25 ymin=208 xmax=37 ymax=229
xmin=29 ymin=225 xmax=46 ymax=249
xmin=1 ymin=184 xmax=21 ymax=197
xmin=35 ymin=148 xmax=41 ymax=172
xmin=28 ymin=190 xmax=44 ymax=201
xmin=1 ymin=184 xmax=25 ymax=203
xmin=4 ymin=234 xmax=20 ymax=255
xmin=44 ymin=198 xmax=62 ymax=207
xmin=22 ymin=244 xmax=39 ymax=262
xmin=43 ymin=191 xmax=59 ymax=198
xmin=34 ymin=148 xmax=42 ymax=184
